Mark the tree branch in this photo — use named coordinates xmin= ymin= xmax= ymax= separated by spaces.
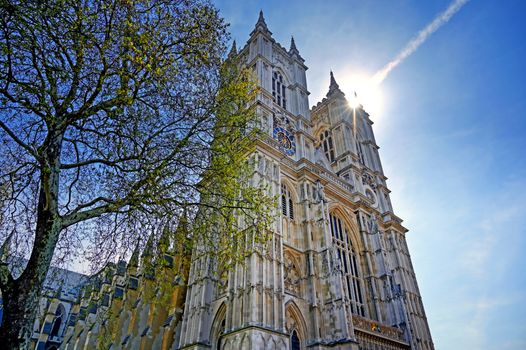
xmin=0 ymin=120 xmax=40 ymax=160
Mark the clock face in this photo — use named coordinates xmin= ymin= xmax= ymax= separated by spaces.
xmin=273 ymin=127 xmax=296 ymax=156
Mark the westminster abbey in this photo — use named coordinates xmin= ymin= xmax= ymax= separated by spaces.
xmin=31 ymin=11 xmax=434 ymax=350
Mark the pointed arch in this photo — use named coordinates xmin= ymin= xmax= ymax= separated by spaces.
xmin=327 ymin=205 xmax=362 ymax=248
xmin=50 ymin=303 xmax=66 ymax=337
xmin=280 ymin=179 xmax=297 ymax=220
xmin=285 ymin=301 xmax=307 ymax=349
xmin=210 ymin=302 xmax=227 ymax=350
xmin=313 ymin=127 xmax=335 ymax=163
xmin=271 ymin=66 xmax=292 ymax=87
xmin=272 ymin=68 xmax=289 ymax=109
xmin=240 ymin=333 xmax=251 ymax=349
xmin=280 ymin=177 xmax=299 ymax=202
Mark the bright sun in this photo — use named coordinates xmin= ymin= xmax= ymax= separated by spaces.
xmin=338 ymin=70 xmax=384 ymax=118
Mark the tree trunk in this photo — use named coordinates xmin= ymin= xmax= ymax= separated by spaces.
xmin=0 ymin=133 xmax=63 ymax=349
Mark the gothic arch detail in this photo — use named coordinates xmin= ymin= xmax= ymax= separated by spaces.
xmin=315 ymin=128 xmax=335 ymax=163
xmin=210 ymin=302 xmax=227 ymax=350
xmin=285 ymin=301 xmax=307 ymax=350
xmin=272 ymin=69 xmax=288 ymax=109
xmin=281 ymin=182 xmax=295 ymax=220
xmin=327 ymin=205 xmax=362 ymax=247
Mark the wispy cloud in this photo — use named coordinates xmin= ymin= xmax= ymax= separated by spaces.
xmin=372 ymin=0 xmax=470 ymax=85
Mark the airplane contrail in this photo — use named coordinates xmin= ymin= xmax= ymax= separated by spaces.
xmin=372 ymin=0 xmax=470 ymax=85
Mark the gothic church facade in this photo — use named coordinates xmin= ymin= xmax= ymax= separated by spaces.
xmin=58 ymin=11 xmax=434 ymax=350
xmin=177 ymin=12 xmax=434 ymax=350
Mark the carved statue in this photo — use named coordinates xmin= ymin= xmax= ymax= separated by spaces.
xmin=368 ymin=215 xmax=378 ymax=234
xmin=313 ymin=179 xmax=326 ymax=204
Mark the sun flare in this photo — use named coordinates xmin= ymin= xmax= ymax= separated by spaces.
xmin=339 ymin=70 xmax=384 ymax=118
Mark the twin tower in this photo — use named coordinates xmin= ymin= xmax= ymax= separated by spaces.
xmin=60 ymin=11 xmax=434 ymax=350
xmin=179 ymin=11 xmax=434 ymax=350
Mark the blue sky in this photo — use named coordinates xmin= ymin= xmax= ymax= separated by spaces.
xmin=215 ymin=1 xmax=526 ymax=349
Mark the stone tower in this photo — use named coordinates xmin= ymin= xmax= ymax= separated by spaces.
xmin=176 ymin=11 xmax=434 ymax=350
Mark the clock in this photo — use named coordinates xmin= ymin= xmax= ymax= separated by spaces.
xmin=273 ymin=126 xmax=296 ymax=156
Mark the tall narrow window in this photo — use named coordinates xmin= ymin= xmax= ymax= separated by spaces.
xmin=281 ymin=184 xmax=294 ymax=219
xmin=50 ymin=304 xmax=65 ymax=337
xmin=329 ymin=213 xmax=366 ymax=316
xmin=291 ymin=330 xmax=301 ymax=350
xmin=320 ymin=130 xmax=335 ymax=162
xmin=273 ymin=71 xmax=287 ymax=109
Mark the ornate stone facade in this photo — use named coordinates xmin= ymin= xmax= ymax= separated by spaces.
xmin=177 ymin=11 xmax=434 ymax=350
xmin=59 ymin=11 xmax=434 ymax=350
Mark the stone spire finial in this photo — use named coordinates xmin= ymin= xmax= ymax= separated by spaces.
xmin=250 ymin=10 xmax=272 ymax=36
xmin=289 ymin=36 xmax=300 ymax=56
xmin=256 ymin=10 xmax=268 ymax=29
xmin=228 ymin=40 xmax=237 ymax=58
xmin=330 ymin=71 xmax=339 ymax=89
xmin=142 ymin=233 xmax=155 ymax=259
xmin=327 ymin=70 xmax=344 ymax=97
xmin=128 ymin=239 xmax=141 ymax=268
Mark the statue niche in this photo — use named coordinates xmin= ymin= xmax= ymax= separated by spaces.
xmin=284 ymin=252 xmax=301 ymax=296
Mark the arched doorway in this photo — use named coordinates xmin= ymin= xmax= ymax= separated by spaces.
xmin=211 ymin=303 xmax=227 ymax=350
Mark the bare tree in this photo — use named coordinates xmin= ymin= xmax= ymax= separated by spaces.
xmin=0 ymin=1 xmax=271 ymax=348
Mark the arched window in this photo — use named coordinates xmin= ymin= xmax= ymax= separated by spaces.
xmin=272 ymin=71 xmax=287 ymax=109
xmin=281 ymin=184 xmax=294 ymax=219
xmin=211 ymin=303 xmax=227 ymax=350
xmin=329 ymin=213 xmax=366 ymax=316
xmin=291 ymin=330 xmax=300 ymax=350
xmin=50 ymin=303 xmax=65 ymax=337
xmin=320 ymin=130 xmax=335 ymax=162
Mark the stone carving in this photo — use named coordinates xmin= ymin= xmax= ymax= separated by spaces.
xmin=285 ymin=308 xmax=297 ymax=333
xmin=284 ymin=253 xmax=301 ymax=295
xmin=266 ymin=239 xmax=274 ymax=260
xmin=368 ymin=215 xmax=378 ymax=234
xmin=217 ymin=268 xmax=228 ymax=296
xmin=273 ymin=110 xmax=296 ymax=133
xmin=313 ymin=179 xmax=326 ymax=204
xmin=361 ymin=172 xmax=377 ymax=189
xmin=321 ymin=253 xmax=330 ymax=276
xmin=314 ymin=143 xmax=332 ymax=169
xmin=352 ymin=315 xmax=405 ymax=342
xmin=330 ymin=248 xmax=341 ymax=273
xmin=365 ymin=189 xmax=375 ymax=201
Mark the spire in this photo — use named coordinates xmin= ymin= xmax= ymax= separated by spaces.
xmin=289 ymin=36 xmax=299 ymax=54
xmin=142 ymin=233 xmax=155 ymax=260
xmin=257 ymin=10 xmax=266 ymax=27
xmin=128 ymin=239 xmax=141 ymax=268
xmin=228 ymin=40 xmax=237 ymax=58
xmin=327 ymin=70 xmax=344 ymax=97
xmin=250 ymin=10 xmax=272 ymax=36
xmin=330 ymin=71 xmax=339 ymax=89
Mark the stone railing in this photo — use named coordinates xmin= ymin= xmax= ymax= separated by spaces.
xmin=352 ymin=315 xmax=406 ymax=343
xmin=259 ymin=136 xmax=355 ymax=195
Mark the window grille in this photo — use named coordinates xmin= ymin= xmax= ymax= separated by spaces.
xmin=329 ymin=213 xmax=366 ymax=316
xmin=273 ymin=71 xmax=287 ymax=109
xmin=281 ymin=184 xmax=294 ymax=219
xmin=320 ymin=130 xmax=335 ymax=162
